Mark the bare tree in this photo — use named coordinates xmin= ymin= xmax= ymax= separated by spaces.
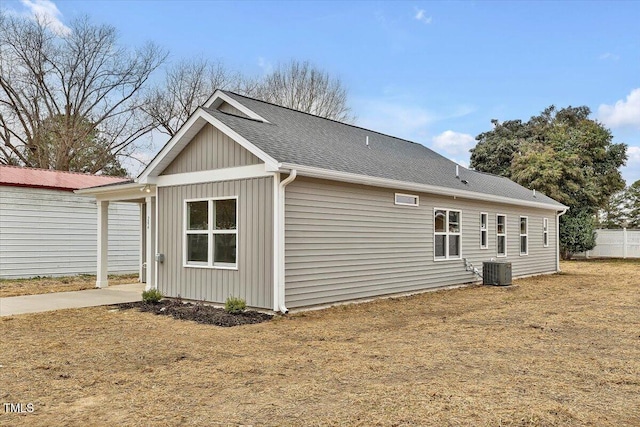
xmin=253 ymin=60 xmax=353 ymax=123
xmin=0 ymin=13 xmax=167 ymax=175
xmin=143 ymin=58 xmax=257 ymax=137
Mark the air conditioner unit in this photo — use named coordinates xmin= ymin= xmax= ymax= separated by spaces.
xmin=483 ymin=261 xmax=512 ymax=286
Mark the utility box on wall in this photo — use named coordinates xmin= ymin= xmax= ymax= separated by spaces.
xmin=483 ymin=261 xmax=512 ymax=286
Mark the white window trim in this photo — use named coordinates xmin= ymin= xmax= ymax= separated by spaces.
xmin=434 ymin=207 xmax=462 ymax=261
xmin=395 ymin=193 xmax=419 ymax=206
xmin=543 ymin=217 xmax=549 ymax=248
xmin=183 ymin=196 xmax=239 ymax=270
xmin=497 ymin=214 xmax=507 ymax=257
xmin=520 ymin=216 xmax=528 ymax=256
xmin=480 ymin=212 xmax=488 ymax=250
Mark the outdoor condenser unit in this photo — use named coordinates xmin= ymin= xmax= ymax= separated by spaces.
xmin=483 ymin=261 xmax=512 ymax=286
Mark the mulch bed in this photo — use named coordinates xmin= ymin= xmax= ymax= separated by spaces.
xmin=115 ymin=299 xmax=273 ymax=327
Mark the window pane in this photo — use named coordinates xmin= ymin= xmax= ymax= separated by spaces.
xmin=187 ymin=201 xmax=208 ymax=230
xmin=435 ymin=235 xmax=446 ymax=257
xmin=481 ymin=213 xmax=487 ymax=229
xmin=544 ymin=233 xmax=548 ymax=246
xmin=449 ymin=235 xmax=460 ymax=257
xmin=435 ymin=210 xmax=446 ymax=232
xmin=520 ymin=217 xmax=527 ymax=234
xmin=396 ymin=194 xmax=418 ymax=205
xmin=187 ymin=234 xmax=208 ymax=262
xmin=449 ymin=211 xmax=460 ymax=232
xmin=498 ymin=236 xmax=506 ymax=255
xmin=481 ymin=230 xmax=487 ymax=247
xmin=521 ymin=236 xmax=527 ymax=254
xmin=497 ymin=216 xmax=505 ymax=234
xmin=215 ymin=199 xmax=236 ymax=230
xmin=543 ymin=219 xmax=548 ymax=232
xmin=214 ymin=234 xmax=236 ymax=264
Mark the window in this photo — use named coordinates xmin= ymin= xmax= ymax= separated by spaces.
xmin=434 ymin=209 xmax=461 ymax=260
xmin=395 ymin=193 xmax=419 ymax=206
xmin=480 ymin=212 xmax=488 ymax=249
xmin=543 ymin=218 xmax=549 ymax=247
xmin=497 ymin=214 xmax=507 ymax=257
xmin=520 ymin=217 xmax=528 ymax=255
xmin=185 ymin=197 xmax=237 ymax=268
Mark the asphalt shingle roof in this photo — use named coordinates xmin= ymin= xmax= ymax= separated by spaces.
xmin=203 ymin=91 xmax=565 ymax=209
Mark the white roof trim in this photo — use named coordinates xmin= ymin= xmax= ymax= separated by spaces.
xmin=138 ymin=107 xmax=278 ymax=181
xmin=278 ymin=162 xmax=568 ymax=211
xmin=203 ymin=90 xmax=269 ymax=123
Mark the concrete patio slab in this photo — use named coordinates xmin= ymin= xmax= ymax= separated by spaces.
xmin=0 ymin=283 xmax=145 ymax=316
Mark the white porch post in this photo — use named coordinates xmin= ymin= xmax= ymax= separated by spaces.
xmin=145 ymin=196 xmax=156 ymax=290
xmin=139 ymin=203 xmax=146 ymax=283
xmin=96 ymin=200 xmax=109 ymax=288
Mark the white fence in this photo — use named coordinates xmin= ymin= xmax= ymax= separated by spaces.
xmin=582 ymin=228 xmax=640 ymax=259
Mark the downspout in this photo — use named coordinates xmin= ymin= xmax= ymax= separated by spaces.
xmin=557 ymin=209 xmax=567 ymax=272
xmin=278 ymin=170 xmax=297 ymax=313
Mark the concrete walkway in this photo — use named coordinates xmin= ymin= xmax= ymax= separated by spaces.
xmin=0 ymin=283 xmax=145 ymax=317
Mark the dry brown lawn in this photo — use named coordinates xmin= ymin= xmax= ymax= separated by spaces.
xmin=1 ymin=260 xmax=638 ymax=426
xmin=0 ymin=274 xmax=139 ymax=298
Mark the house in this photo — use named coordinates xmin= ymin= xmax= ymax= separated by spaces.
xmin=77 ymin=90 xmax=568 ymax=312
xmin=0 ymin=166 xmax=140 ymax=279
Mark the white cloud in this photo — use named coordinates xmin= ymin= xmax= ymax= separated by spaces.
xmin=599 ymin=52 xmax=620 ymax=61
xmin=431 ymin=130 xmax=475 ymax=156
xmin=356 ymin=101 xmax=437 ymax=141
xmin=414 ymin=9 xmax=432 ymax=24
xmin=628 ymin=146 xmax=640 ymax=164
xmin=598 ymin=88 xmax=640 ymax=129
xmin=257 ymin=57 xmax=273 ymax=75
xmin=18 ymin=0 xmax=71 ymax=35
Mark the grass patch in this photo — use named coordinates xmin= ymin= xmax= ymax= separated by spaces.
xmin=0 ymin=260 xmax=639 ymax=426
xmin=0 ymin=273 xmax=139 ymax=298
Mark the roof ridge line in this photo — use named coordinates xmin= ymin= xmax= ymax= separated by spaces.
xmin=221 ymin=90 xmax=457 ymax=157
xmin=0 ymin=164 xmax=127 ymax=179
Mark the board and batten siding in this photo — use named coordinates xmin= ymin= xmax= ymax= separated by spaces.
xmin=157 ymin=176 xmax=273 ymax=309
xmin=0 ymin=186 xmax=139 ymax=279
xmin=284 ymin=177 xmax=558 ymax=309
xmin=160 ymin=124 xmax=261 ymax=175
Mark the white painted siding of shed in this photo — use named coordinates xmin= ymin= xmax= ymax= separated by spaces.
xmin=284 ymin=177 xmax=558 ymax=308
xmin=0 ymin=186 xmax=140 ymax=279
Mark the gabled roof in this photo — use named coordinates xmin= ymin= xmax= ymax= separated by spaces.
xmin=0 ymin=165 xmax=129 ymax=192
xmin=139 ymin=89 xmax=567 ymax=210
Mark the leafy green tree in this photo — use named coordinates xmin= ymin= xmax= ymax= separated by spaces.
xmin=625 ymin=180 xmax=640 ymax=228
xmin=599 ymin=190 xmax=627 ymax=229
xmin=469 ymin=105 xmax=627 ymax=258
xmin=559 ymin=208 xmax=597 ymax=260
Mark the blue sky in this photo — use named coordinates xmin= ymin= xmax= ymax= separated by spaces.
xmin=4 ymin=0 xmax=640 ymax=184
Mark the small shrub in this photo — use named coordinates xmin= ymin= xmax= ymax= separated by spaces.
xmin=142 ymin=288 xmax=163 ymax=304
xmin=224 ymin=296 xmax=246 ymax=314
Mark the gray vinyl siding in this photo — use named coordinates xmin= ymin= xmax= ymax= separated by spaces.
xmin=160 ymin=124 xmax=261 ymax=175
xmin=284 ymin=177 xmax=558 ymax=309
xmin=217 ymin=101 xmax=250 ymax=118
xmin=0 ymin=186 xmax=139 ymax=279
xmin=157 ymin=177 xmax=273 ymax=309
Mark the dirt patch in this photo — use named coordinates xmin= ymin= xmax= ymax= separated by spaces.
xmin=0 ymin=274 xmax=139 ymax=298
xmin=1 ymin=260 xmax=639 ymax=426
xmin=116 ymin=300 xmax=272 ymax=327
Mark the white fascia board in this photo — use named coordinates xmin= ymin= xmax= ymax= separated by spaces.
xmin=138 ymin=111 xmax=209 ymax=182
xmin=278 ymin=162 xmax=568 ymax=212
xmin=203 ymin=90 xmax=269 ymax=123
xmin=75 ymin=182 xmax=157 ymax=201
xmin=154 ymin=164 xmax=274 ymax=187
xmin=200 ymin=110 xmax=279 ymax=171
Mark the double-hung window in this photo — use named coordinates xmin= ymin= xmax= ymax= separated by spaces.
xmin=497 ymin=214 xmax=507 ymax=257
xmin=480 ymin=212 xmax=488 ymax=249
xmin=520 ymin=216 xmax=528 ymax=255
xmin=543 ymin=218 xmax=549 ymax=247
xmin=434 ymin=209 xmax=461 ymax=260
xmin=185 ymin=197 xmax=238 ymax=269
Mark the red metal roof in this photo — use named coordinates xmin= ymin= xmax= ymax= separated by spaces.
xmin=0 ymin=165 xmax=129 ymax=192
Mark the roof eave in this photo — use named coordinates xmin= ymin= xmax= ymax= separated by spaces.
xmin=278 ymin=162 xmax=568 ymax=211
